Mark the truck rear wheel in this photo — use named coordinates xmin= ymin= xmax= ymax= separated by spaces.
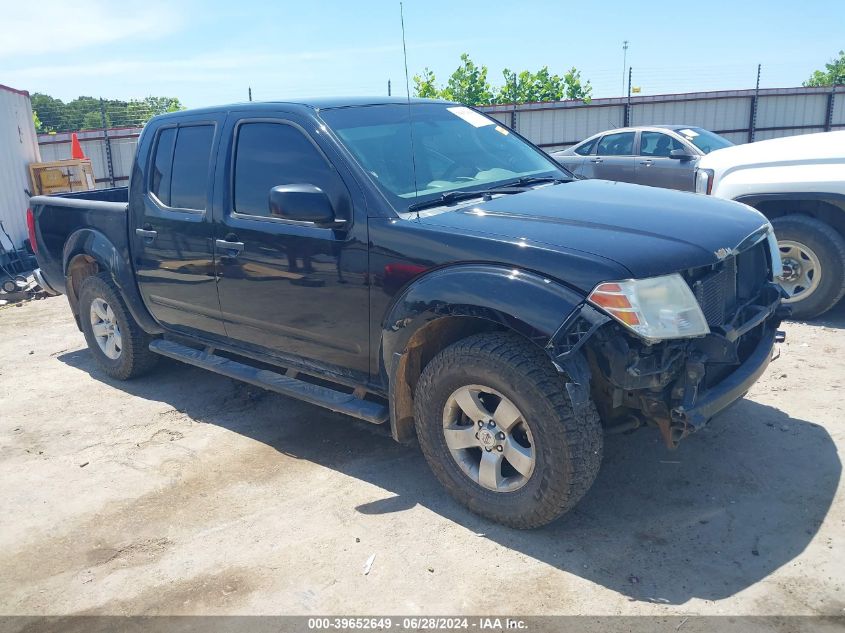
xmin=78 ymin=273 xmax=158 ymax=380
xmin=413 ymin=332 xmax=603 ymax=529
xmin=772 ymin=215 xmax=845 ymax=319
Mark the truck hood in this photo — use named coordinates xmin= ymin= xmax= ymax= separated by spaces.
xmin=699 ymin=130 xmax=845 ymax=171
xmin=418 ymin=179 xmax=770 ymax=279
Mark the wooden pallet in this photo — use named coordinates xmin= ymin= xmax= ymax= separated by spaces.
xmin=29 ymin=159 xmax=96 ymax=196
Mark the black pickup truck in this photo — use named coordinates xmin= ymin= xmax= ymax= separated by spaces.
xmin=29 ymin=98 xmax=787 ymax=528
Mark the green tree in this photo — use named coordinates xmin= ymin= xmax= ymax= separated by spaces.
xmin=27 ymin=93 xmax=184 ymax=132
xmin=804 ymin=50 xmax=845 ymax=87
xmin=498 ymin=66 xmax=591 ymax=103
xmin=412 ymin=56 xmax=592 ymax=105
xmin=562 ymin=67 xmax=592 ymax=102
xmin=32 ymin=110 xmax=42 ymax=133
xmin=441 ymin=53 xmax=495 ymax=106
xmin=413 ymin=68 xmax=440 ymax=98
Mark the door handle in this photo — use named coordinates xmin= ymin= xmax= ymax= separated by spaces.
xmin=639 ymin=160 xmax=654 ymax=166
xmin=135 ymin=228 xmax=157 ymax=241
xmin=590 ymin=158 xmax=603 ymax=163
xmin=215 ymin=239 xmax=245 ymax=257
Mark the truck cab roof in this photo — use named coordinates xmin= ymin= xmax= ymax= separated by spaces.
xmin=151 ymin=97 xmax=454 ymax=122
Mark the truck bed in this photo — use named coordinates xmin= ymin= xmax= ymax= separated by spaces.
xmin=30 ymin=187 xmax=130 ymax=296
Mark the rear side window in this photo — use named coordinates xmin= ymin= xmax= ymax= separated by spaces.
xmin=233 ymin=122 xmax=347 ymax=219
xmin=574 ymin=137 xmax=598 ymax=156
xmin=149 ymin=124 xmax=214 ymax=211
xmin=150 ymin=127 xmax=176 ymax=205
xmin=597 ymin=131 xmax=635 ymax=156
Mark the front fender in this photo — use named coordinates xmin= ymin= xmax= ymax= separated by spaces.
xmin=380 ymin=264 xmax=587 ymax=377
xmin=63 ymin=228 xmax=163 ymax=334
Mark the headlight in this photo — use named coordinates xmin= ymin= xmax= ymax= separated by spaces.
xmin=588 ymin=273 xmax=710 ymax=341
xmin=765 ymin=223 xmax=784 ymax=280
xmin=695 ymin=168 xmax=714 ymax=195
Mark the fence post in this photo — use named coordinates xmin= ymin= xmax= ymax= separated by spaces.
xmin=748 ymin=64 xmax=761 ymax=142
xmin=825 ymin=84 xmax=836 ymax=131
xmin=99 ymin=98 xmax=116 ymax=188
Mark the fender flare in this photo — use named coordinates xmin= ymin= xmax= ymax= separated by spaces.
xmin=734 ymin=191 xmax=845 ymax=211
xmin=63 ymin=228 xmax=163 ymax=334
xmin=380 ymin=264 xmax=587 ymax=369
xmin=379 ymin=264 xmax=605 ymax=441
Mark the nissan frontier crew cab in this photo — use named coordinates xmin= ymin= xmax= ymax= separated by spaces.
xmin=29 ymin=98 xmax=787 ymax=528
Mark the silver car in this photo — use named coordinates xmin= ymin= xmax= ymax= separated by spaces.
xmin=551 ymin=125 xmax=733 ymax=192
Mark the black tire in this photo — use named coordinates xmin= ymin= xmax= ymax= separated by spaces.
xmin=414 ymin=332 xmax=603 ymax=529
xmin=772 ymin=215 xmax=845 ymax=319
xmin=78 ymin=273 xmax=158 ymax=380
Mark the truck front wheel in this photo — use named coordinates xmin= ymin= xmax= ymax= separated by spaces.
xmin=413 ymin=332 xmax=603 ymax=529
xmin=772 ymin=215 xmax=845 ymax=319
xmin=78 ymin=273 xmax=158 ymax=380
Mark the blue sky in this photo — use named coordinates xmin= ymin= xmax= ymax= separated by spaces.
xmin=1 ymin=0 xmax=843 ymax=107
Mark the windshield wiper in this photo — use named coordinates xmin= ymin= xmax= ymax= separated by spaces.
xmin=407 ymin=188 xmax=521 ymax=212
xmin=502 ymin=175 xmax=570 ymax=188
xmin=405 ymin=176 xmax=570 ymax=213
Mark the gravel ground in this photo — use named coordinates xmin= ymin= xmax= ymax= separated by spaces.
xmin=0 ymin=296 xmax=843 ymax=617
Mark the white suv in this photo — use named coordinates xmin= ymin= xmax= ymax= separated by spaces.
xmin=696 ymin=131 xmax=845 ymax=318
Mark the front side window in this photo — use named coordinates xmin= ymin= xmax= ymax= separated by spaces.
xmin=596 ymin=131 xmax=635 ymax=156
xmin=319 ymin=104 xmax=567 ymax=213
xmin=640 ymin=131 xmax=685 ymax=157
xmin=233 ymin=122 xmax=347 ymax=219
xmin=149 ymin=124 xmax=214 ymax=210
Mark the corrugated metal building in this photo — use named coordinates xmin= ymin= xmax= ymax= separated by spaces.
xmin=0 ymin=84 xmax=41 ymax=249
xmin=479 ymin=86 xmax=843 ymax=152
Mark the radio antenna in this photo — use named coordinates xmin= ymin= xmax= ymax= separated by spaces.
xmin=400 ymin=2 xmax=419 ymax=213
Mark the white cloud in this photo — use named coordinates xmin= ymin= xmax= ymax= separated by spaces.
xmin=3 ymin=40 xmax=460 ymax=82
xmin=0 ymin=0 xmax=183 ymax=57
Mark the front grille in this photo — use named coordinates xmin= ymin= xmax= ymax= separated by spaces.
xmin=689 ymin=240 xmax=770 ymax=328
xmin=692 ymin=257 xmax=737 ymax=326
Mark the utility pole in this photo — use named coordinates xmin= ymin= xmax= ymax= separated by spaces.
xmin=99 ymin=98 xmax=115 ymax=188
xmin=749 ymin=64 xmax=761 ymax=142
xmin=624 ymin=66 xmax=633 ymax=127
xmin=248 ymin=86 xmax=253 ymax=102
xmin=622 ymin=40 xmax=629 ymax=97
xmin=388 ymin=80 xmax=391 ymax=96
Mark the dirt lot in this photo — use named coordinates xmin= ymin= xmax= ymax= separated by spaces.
xmin=1 ymin=295 xmax=843 ymax=617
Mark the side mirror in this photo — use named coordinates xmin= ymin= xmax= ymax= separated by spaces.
xmin=268 ymin=184 xmax=336 ymax=224
xmin=669 ymin=148 xmax=694 ymax=160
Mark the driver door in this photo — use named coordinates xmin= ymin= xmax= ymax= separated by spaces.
xmin=211 ymin=113 xmax=371 ymax=376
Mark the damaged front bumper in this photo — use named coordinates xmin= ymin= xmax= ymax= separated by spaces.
xmin=550 ymin=281 xmax=787 ymax=449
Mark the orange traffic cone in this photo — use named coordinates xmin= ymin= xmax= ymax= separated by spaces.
xmin=70 ymin=133 xmax=86 ymax=159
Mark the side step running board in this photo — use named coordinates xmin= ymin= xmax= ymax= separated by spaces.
xmin=149 ymin=339 xmax=388 ymax=425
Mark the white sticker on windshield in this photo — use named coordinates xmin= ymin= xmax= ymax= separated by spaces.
xmin=679 ymin=128 xmax=699 ymax=137
xmin=447 ymin=106 xmax=495 ymax=128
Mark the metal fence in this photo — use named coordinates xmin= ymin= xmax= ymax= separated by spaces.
xmin=37 ymin=126 xmax=142 ymax=189
xmin=35 ymin=85 xmax=844 ymax=187
xmin=478 ymin=85 xmax=844 ymax=152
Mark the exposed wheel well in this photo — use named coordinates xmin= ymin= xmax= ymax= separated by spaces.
xmin=390 ymin=316 xmax=534 ymax=442
xmin=65 ymin=254 xmax=100 ymax=319
xmin=749 ymin=198 xmax=845 ymax=239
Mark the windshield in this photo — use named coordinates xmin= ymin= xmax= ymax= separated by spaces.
xmin=319 ymin=103 xmax=569 ymax=213
xmin=675 ymin=127 xmax=733 ymax=154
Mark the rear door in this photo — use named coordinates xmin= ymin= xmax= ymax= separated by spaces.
xmin=591 ymin=131 xmax=638 ymax=183
xmin=636 ymin=130 xmax=697 ymax=191
xmin=211 ymin=113 xmax=371 ymax=377
xmin=131 ymin=114 xmax=227 ymax=336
